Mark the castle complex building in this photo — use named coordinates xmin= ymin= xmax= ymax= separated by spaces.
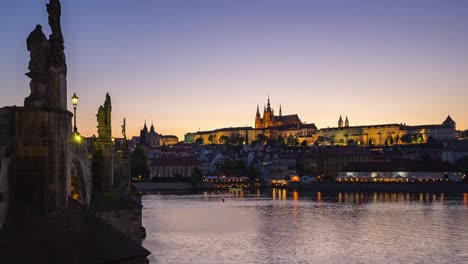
xmin=185 ymin=98 xmax=457 ymax=146
xmin=185 ymin=98 xmax=317 ymax=145
xmin=255 ymin=97 xmax=302 ymax=129
xmin=312 ymin=115 xmax=456 ymax=146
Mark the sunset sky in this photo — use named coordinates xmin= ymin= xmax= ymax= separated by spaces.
xmin=1 ymin=0 xmax=468 ymax=139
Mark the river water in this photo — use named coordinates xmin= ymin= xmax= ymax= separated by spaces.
xmin=142 ymin=190 xmax=468 ymax=264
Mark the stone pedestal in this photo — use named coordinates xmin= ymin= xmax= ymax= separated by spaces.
xmin=14 ymin=107 xmax=72 ymax=213
xmin=24 ymin=72 xmax=51 ymax=107
xmin=92 ymin=139 xmax=113 ymax=192
xmin=0 ymin=108 xmax=15 ymax=230
xmin=113 ymin=149 xmax=130 ymax=193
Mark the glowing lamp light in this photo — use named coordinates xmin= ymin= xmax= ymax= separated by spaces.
xmin=71 ymin=93 xmax=79 ymax=106
xmin=71 ymin=93 xmax=79 ymax=133
xmin=73 ymin=133 xmax=82 ymax=143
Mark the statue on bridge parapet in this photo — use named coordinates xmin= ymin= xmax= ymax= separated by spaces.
xmin=26 ymin=25 xmax=49 ymax=73
xmin=25 ymin=0 xmax=67 ymax=109
xmin=97 ymin=93 xmax=112 ymax=140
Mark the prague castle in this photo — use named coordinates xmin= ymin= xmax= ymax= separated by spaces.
xmin=184 ymin=97 xmax=457 ymax=146
xmin=313 ymin=115 xmax=456 ymax=146
xmin=185 ymin=98 xmax=317 ymax=144
xmin=255 ymin=97 xmax=302 ymax=129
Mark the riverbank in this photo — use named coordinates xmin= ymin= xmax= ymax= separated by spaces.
xmin=299 ymin=182 xmax=468 ymax=193
xmin=133 ymin=182 xmax=468 ymax=193
xmin=132 ymin=182 xmax=193 ymax=191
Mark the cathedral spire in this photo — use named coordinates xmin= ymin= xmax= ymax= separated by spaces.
xmin=338 ymin=115 xmax=343 ymax=128
xmin=279 ymin=105 xmax=282 ymax=116
xmin=345 ymin=116 xmax=349 ymax=127
xmin=267 ymin=97 xmax=271 ymax=111
xmin=256 ymin=104 xmax=260 ymax=117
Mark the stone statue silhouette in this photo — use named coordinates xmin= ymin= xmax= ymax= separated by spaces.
xmin=26 ymin=25 xmax=49 ymax=72
xmin=97 ymin=105 xmax=108 ymax=139
xmin=47 ymin=0 xmax=65 ymax=70
xmin=96 ymin=93 xmax=112 ymax=140
xmin=122 ymin=118 xmax=127 ymax=139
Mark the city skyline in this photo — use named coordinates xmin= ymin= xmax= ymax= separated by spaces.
xmin=1 ymin=0 xmax=468 ymax=139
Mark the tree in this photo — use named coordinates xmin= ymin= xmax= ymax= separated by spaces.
xmin=395 ymin=134 xmax=400 ymax=144
xmin=219 ymin=135 xmax=231 ymax=145
xmin=256 ymin=133 xmax=267 ymax=145
xmin=130 ymin=146 xmax=150 ymax=181
xmin=191 ymin=167 xmax=203 ymax=184
xmin=456 ymin=156 xmax=468 ymax=174
xmin=246 ymin=163 xmax=259 ymax=180
xmin=208 ymin=134 xmax=216 ymax=144
xmin=401 ymin=134 xmax=412 ymax=144
xmin=317 ymin=136 xmax=324 ymax=142
xmin=195 ymin=137 xmax=204 ymax=144
xmin=221 ymin=158 xmax=246 ymax=177
xmin=278 ymin=135 xmax=285 ymax=146
xmin=301 ymin=140 xmax=308 ymax=147
xmin=416 ymin=133 xmax=424 ymax=144
xmin=230 ymin=133 xmax=244 ymax=146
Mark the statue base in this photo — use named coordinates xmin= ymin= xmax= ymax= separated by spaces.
xmin=13 ymin=106 xmax=72 ymax=213
xmin=24 ymin=71 xmax=51 ymax=108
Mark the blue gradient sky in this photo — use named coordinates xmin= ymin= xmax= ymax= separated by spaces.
xmin=1 ymin=0 xmax=468 ymax=139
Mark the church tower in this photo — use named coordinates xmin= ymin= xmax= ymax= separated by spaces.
xmin=255 ymin=104 xmax=262 ymax=128
xmin=345 ymin=116 xmax=349 ymax=127
xmin=442 ymin=115 xmax=456 ymax=128
xmin=263 ymin=97 xmax=273 ymax=128
xmin=140 ymin=121 xmax=148 ymax=146
xmin=338 ymin=115 xmax=343 ymax=128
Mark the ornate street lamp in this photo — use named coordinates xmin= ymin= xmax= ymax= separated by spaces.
xmin=71 ymin=93 xmax=79 ymax=133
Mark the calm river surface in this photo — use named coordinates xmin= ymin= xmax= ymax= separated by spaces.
xmin=142 ymin=190 xmax=468 ymax=264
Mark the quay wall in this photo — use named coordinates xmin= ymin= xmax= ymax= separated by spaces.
xmin=300 ymin=182 xmax=468 ymax=193
xmin=133 ymin=182 xmax=194 ymax=191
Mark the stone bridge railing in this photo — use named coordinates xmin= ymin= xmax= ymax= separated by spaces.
xmin=70 ymin=137 xmax=92 ymax=208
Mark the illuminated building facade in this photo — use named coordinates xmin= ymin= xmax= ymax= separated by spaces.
xmin=337 ymin=159 xmax=463 ymax=182
xmin=312 ymin=115 xmax=456 ymax=146
xmin=184 ymin=98 xmax=456 ymax=147
xmin=255 ymin=97 xmax=302 ymax=129
xmin=185 ymin=98 xmax=317 ymax=145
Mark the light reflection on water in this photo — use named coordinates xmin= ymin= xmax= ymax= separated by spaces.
xmin=142 ymin=190 xmax=468 ymax=264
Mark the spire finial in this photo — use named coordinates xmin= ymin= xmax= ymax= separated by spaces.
xmin=279 ymin=104 xmax=282 ymax=116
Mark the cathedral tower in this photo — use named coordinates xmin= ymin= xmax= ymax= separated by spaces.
xmin=338 ymin=115 xmax=343 ymax=128
xmin=255 ymin=105 xmax=262 ymax=128
xmin=263 ymin=97 xmax=273 ymax=128
xmin=345 ymin=116 xmax=349 ymax=127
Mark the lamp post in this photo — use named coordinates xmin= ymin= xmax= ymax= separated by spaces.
xmin=71 ymin=93 xmax=79 ymax=133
